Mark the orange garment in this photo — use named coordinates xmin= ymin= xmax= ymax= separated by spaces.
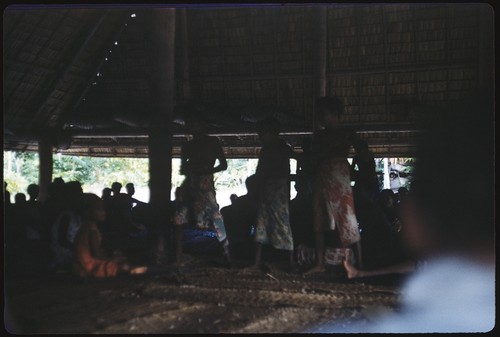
xmin=73 ymin=222 xmax=118 ymax=278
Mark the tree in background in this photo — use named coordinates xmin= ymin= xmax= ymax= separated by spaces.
xmin=4 ymin=151 xmax=410 ymax=205
xmin=3 ymin=151 xmax=39 ymax=200
xmin=3 ymin=152 xmax=149 ymax=200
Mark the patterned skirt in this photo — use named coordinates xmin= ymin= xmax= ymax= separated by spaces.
xmin=254 ymin=178 xmax=294 ymax=251
xmin=173 ymin=174 xmax=227 ymax=242
xmin=313 ymin=158 xmax=360 ymax=246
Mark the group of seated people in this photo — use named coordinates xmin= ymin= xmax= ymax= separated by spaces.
xmin=4 ymin=180 xmax=149 ymax=278
xmin=4 ymin=172 xmax=409 ymax=280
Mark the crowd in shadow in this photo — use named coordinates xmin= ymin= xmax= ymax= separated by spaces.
xmin=3 ymin=97 xmax=410 ymax=280
xmin=4 ymin=180 xmax=151 ymax=277
xmin=4 ymin=95 xmax=494 ymax=333
xmin=3 ymin=95 xmax=492 ymax=296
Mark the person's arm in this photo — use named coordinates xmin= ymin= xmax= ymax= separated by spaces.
xmin=350 ymin=156 xmax=358 ymax=181
xmin=212 ymin=139 xmax=228 ymax=174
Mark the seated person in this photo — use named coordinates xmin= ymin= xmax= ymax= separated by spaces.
xmin=73 ymin=193 xmax=147 ymax=278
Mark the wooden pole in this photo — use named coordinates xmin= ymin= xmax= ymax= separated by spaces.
xmin=148 ymin=9 xmax=176 ymax=262
xmin=316 ymin=7 xmax=327 ymax=97
xmin=38 ymin=135 xmax=53 ymax=203
xmin=148 ymin=8 xmax=175 ymax=205
xmin=313 ymin=6 xmax=327 ymax=131
xmin=179 ymin=9 xmax=192 ymax=100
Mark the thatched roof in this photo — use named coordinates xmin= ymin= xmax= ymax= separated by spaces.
xmin=3 ymin=4 xmax=494 ymax=158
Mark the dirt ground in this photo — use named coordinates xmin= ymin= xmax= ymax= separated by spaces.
xmin=4 ymin=253 xmax=403 ymax=334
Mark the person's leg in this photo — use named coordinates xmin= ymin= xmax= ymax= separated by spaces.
xmin=172 ymin=203 xmax=189 ymax=266
xmin=206 ymin=190 xmax=232 ymax=267
xmin=288 ymin=249 xmax=300 ymax=273
xmin=246 ymin=242 xmax=263 ymax=270
xmin=303 ymin=190 xmax=326 ymax=274
xmin=221 ymin=238 xmax=232 ymax=268
xmin=303 ymin=174 xmax=328 ymax=275
xmin=303 ymin=231 xmax=326 ymax=275
xmin=255 ymin=242 xmax=263 ymax=266
xmin=351 ymin=240 xmax=363 ymax=269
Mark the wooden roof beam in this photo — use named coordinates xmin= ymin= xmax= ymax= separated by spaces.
xmin=59 ymin=12 xmax=132 ymax=130
xmin=22 ymin=11 xmax=110 ymax=138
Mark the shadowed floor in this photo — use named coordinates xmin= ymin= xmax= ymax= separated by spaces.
xmin=4 ymin=254 xmax=403 ymax=334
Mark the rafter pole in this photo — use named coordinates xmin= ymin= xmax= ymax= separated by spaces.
xmin=23 ymin=11 xmax=110 ymax=138
xmin=58 ymin=11 xmax=131 ymax=129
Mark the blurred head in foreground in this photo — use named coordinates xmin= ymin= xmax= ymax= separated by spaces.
xmin=402 ymin=95 xmax=494 ymax=262
xmin=308 ymin=95 xmax=495 ymax=334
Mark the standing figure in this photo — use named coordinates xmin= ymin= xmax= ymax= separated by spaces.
xmin=305 ymin=97 xmax=363 ymax=275
xmin=351 ymin=138 xmax=378 ymax=202
xmin=125 ymin=182 xmax=144 ymax=208
xmin=173 ymin=116 xmax=231 ymax=266
xmin=250 ymin=117 xmax=297 ymax=272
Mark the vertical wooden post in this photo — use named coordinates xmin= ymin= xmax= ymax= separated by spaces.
xmin=148 ymin=9 xmax=176 ymax=262
xmin=316 ymin=7 xmax=327 ymax=97
xmin=179 ymin=9 xmax=192 ymax=100
xmin=314 ymin=6 xmax=327 ymax=131
xmin=148 ymin=8 xmax=175 ymax=205
xmin=38 ymin=135 xmax=53 ymax=203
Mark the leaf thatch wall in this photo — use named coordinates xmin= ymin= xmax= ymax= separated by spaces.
xmin=3 ymin=4 xmax=494 ymax=158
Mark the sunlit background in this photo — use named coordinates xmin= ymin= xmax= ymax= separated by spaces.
xmin=3 ymin=151 xmax=413 ymax=208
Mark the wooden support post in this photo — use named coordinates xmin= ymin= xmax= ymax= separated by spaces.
xmin=38 ymin=135 xmax=53 ymax=203
xmin=148 ymin=9 xmax=176 ymax=262
xmin=149 ymin=8 xmax=176 ymax=205
xmin=313 ymin=7 xmax=327 ymax=131
xmin=317 ymin=7 xmax=327 ymax=97
xmin=179 ymin=9 xmax=192 ymax=100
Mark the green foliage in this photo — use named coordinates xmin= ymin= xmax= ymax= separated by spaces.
xmin=3 ymin=151 xmax=39 ymax=197
xmin=214 ymin=159 xmax=258 ymax=189
xmin=171 ymin=159 xmax=184 ymax=189
xmin=171 ymin=158 xmax=260 ymax=191
xmin=3 ymin=149 xmax=416 ymax=203
xmin=3 ymin=151 xmax=149 ymax=196
xmin=53 ymin=154 xmax=92 ymax=183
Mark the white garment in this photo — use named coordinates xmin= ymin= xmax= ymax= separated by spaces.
xmin=307 ymin=255 xmax=495 ymax=333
